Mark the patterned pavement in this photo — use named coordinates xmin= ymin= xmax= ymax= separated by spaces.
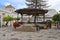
xmin=0 ymin=27 xmax=60 ymax=40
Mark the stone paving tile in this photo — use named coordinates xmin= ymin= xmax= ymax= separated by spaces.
xmin=0 ymin=27 xmax=60 ymax=40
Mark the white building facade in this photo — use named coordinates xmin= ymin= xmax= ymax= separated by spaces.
xmin=0 ymin=5 xmax=17 ymax=27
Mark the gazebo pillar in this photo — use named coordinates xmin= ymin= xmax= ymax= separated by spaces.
xmin=43 ymin=14 xmax=45 ymax=21
xmin=21 ymin=13 xmax=23 ymax=24
xmin=34 ymin=14 xmax=37 ymax=24
xmin=17 ymin=13 xmax=19 ymax=21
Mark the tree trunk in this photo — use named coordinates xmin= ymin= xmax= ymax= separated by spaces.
xmin=6 ymin=21 xmax=8 ymax=26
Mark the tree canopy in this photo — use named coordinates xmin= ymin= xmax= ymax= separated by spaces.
xmin=52 ymin=14 xmax=60 ymax=22
xmin=3 ymin=16 xmax=13 ymax=21
xmin=13 ymin=17 xmax=20 ymax=20
xmin=3 ymin=16 xmax=20 ymax=21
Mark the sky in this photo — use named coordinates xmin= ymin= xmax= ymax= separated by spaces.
xmin=0 ymin=0 xmax=60 ymax=11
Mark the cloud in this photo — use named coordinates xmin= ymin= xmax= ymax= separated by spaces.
xmin=4 ymin=2 xmax=11 ymax=6
xmin=48 ymin=0 xmax=60 ymax=11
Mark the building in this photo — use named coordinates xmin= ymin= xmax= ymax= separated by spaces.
xmin=0 ymin=4 xmax=17 ymax=27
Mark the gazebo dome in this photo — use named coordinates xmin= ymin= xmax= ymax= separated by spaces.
xmin=15 ymin=8 xmax=48 ymax=15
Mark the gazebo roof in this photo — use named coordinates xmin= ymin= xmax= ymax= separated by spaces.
xmin=15 ymin=8 xmax=48 ymax=15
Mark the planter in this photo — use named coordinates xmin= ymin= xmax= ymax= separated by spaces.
xmin=13 ymin=22 xmax=20 ymax=29
xmin=44 ymin=26 xmax=48 ymax=29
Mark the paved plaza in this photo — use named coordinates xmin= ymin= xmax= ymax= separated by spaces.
xmin=0 ymin=27 xmax=60 ymax=40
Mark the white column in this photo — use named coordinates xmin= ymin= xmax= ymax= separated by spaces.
xmin=0 ymin=14 xmax=2 ymax=28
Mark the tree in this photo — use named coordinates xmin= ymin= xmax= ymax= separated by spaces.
xmin=3 ymin=16 xmax=13 ymax=26
xmin=3 ymin=15 xmax=20 ymax=27
xmin=52 ymin=13 xmax=60 ymax=28
xmin=26 ymin=0 xmax=48 ymax=9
